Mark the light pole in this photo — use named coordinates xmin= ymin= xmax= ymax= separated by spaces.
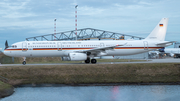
xmin=54 ymin=18 xmax=56 ymax=41
xmin=75 ymin=5 xmax=78 ymax=40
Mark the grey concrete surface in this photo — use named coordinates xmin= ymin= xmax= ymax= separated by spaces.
xmin=0 ymin=58 xmax=179 ymax=67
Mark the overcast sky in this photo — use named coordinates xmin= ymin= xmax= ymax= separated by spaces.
xmin=0 ymin=0 xmax=180 ymax=50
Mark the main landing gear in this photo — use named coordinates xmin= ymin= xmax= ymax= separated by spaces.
xmin=91 ymin=59 xmax=97 ymax=64
xmin=85 ymin=58 xmax=97 ymax=64
xmin=22 ymin=57 xmax=26 ymax=65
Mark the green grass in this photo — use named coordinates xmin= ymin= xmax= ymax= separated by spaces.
xmin=1 ymin=53 xmax=179 ymax=97
xmin=0 ymin=81 xmax=12 ymax=91
xmin=0 ymin=63 xmax=180 ymax=86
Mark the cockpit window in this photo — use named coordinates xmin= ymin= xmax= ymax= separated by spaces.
xmin=11 ymin=45 xmax=17 ymax=48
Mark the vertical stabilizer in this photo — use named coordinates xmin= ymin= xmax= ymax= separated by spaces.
xmin=145 ymin=18 xmax=168 ymax=41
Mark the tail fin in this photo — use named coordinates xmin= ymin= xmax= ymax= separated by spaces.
xmin=145 ymin=18 xmax=168 ymax=41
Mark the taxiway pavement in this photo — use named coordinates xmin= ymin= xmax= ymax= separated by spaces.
xmin=0 ymin=58 xmax=179 ymax=67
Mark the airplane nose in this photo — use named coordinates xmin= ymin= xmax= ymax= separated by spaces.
xmin=3 ymin=50 xmax=7 ymax=55
xmin=3 ymin=50 xmax=10 ymax=56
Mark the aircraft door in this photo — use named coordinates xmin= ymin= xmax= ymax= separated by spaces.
xmin=22 ymin=42 xmax=27 ymax=52
xmin=57 ymin=42 xmax=62 ymax=51
xmin=100 ymin=43 xmax=104 ymax=47
xmin=143 ymin=41 xmax=148 ymax=50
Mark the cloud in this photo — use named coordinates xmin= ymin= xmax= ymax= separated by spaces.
xmin=78 ymin=6 xmax=105 ymax=16
xmin=113 ymin=0 xmax=154 ymax=10
xmin=2 ymin=12 xmax=36 ymax=18
xmin=138 ymin=1 xmax=152 ymax=5
xmin=71 ymin=0 xmax=78 ymax=5
xmin=0 ymin=1 xmax=27 ymax=10
xmin=0 ymin=0 xmax=180 ymax=41
xmin=0 ymin=0 xmax=34 ymax=18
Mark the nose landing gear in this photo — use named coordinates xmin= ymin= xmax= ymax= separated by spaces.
xmin=22 ymin=57 xmax=26 ymax=65
xmin=22 ymin=61 xmax=26 ymax=65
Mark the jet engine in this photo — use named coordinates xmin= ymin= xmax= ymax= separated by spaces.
xmin=61 ymin=53 xmax=87 ymax=61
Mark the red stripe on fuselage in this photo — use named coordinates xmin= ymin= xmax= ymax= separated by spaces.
xmin=4 ymin=47 xmax=163 ymax=51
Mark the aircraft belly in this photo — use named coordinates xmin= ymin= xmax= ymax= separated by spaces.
xmin=8 ymin=50 xmax=63 ymax=57
xmin=29 ymin=50 xmax=64 ymax=57
xmin=29 ymin=49 xmax=147 ymax=57
xmin=107 ymin=49 xmax=146 ymax=56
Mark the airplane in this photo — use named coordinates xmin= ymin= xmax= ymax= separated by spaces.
xmin=3 ymin=18 xmax=175 ymax=65
xmin=159 ymin=48 xmax=180 ymax=58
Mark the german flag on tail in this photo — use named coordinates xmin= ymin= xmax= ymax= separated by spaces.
xmin=159 ymin=24 xmax=163 ymax=27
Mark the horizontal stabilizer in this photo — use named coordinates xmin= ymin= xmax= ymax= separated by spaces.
xmin=156 ymin=41 xmax=176 ymax=45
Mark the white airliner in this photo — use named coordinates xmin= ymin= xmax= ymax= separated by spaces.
xmin=4 ymin=18 xmax=174 ymax=65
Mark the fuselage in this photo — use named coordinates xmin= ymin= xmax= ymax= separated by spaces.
xmin=4 ymin=40 xmax=168 ymax=58
xmin=164 ymin=48 xmax=180 ymax=54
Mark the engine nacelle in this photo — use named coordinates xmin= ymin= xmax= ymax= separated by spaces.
xmin=61 ymin=53 xmax=87 ymax=61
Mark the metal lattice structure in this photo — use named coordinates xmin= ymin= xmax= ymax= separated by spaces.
xmin=26 ymin=28 xmax=145 ymax=41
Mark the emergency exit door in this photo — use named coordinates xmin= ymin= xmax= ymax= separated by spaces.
xmin=143 ymin=41 xmax=148 ymax=50
xmin=22 ymin=42 xmax=27 ymax=52
xmin=57 ymin=42 xmax=62 ymax=51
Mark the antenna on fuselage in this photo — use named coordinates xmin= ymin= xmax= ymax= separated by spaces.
xmin=75 ymin=5 xmax=78 ymax=40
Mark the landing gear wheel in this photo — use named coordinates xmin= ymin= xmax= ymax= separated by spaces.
xmin=91 ymin=59 xmax=97 ymax=64
xmin=85 ymin=59 xmax=90 ymax=64
xmin=22 ymin=61 xmax=26 ymax=65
